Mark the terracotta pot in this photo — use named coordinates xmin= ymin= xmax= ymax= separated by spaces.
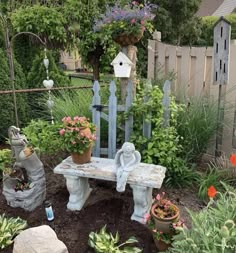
xmin=151 ymin=203 xmax=180 ymax=233
xmin=71 ymin=146 xmax=92 ymax=164
xmin=113 ymin=30 xmax=144 ymax=46
xmin=153 ymin=236 xmax=171 ymax=252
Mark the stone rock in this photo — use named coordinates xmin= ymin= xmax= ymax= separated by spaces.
xmin=13 ymin=225 xmax=68 ymax=253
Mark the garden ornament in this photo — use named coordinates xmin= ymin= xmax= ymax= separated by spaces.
xmin=115 ymin=142 xmax=141 ymax=192
xmin=2 ymin=126 xmax=46 ymax=211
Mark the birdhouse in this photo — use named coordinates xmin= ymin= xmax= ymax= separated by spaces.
xmin=111 ymin=52 xmax=133 ymax=78
xmin=213 ymin=16 xmax=231 ymax=85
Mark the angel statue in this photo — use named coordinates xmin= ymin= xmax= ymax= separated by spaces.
xmin=115 ymin=142 xmax=141 ymax=192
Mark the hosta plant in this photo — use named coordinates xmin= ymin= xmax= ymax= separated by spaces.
xmin=88 ymin=225 xmax=142 ymax=253
xmin=0 ymin=214 xmax=27 ymax=249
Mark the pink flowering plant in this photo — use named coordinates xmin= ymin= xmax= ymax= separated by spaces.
xmin=94 ymin=2 xmax=157 ymax=38
xmin=59 ymin=116 xmax=96 ymax=154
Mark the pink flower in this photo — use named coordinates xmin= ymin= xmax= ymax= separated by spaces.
xmin=65 ymin=116 xmax=71 ymax=123
xmin=59 ymin=129 xmax=65 ymax=136
xmin=131 ymin=18 xmax=136 ymax=24
xmin=74 ymin=116 xmax=79 ymax=122
xmin=140 ymin=20 xmax=145 ymax=25
xmin=132 ymin=1 xmax=138 ymax=5
xmin=156 ymin=194 xmax=161 ymax=201
xmin=71 ymin=141 xmax=76 ymax=145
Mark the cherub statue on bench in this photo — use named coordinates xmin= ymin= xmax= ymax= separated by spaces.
xmin=115 ymin=142 xmax=141 ymax=192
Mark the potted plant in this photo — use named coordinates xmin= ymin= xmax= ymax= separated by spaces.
xmin=151 ymin=192 xmax=180 ymax=233
xmin=146 ymin=217 xmax=186 ymax=252
xmin=94 ymin=2 xmax=157 ymax=46
xmin=59 ymin=116 xmax=96 ymax=164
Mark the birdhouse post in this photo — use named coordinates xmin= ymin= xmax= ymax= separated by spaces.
xmin=213 ymin=16 xmax=231 ymax=157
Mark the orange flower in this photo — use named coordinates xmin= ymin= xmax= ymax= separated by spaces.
xmin=230 ymin=154 xmax=236 ymax=166
xmin=208 ymin=186 xmax=217 ymax=198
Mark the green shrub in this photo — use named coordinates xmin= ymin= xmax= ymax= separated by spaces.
xmin=168 ymin=183 xmax=236 ymax=252
xmin=177 ymin=96 xmax=219 ymax=162
xmin=0 ymin=48 xmax=30 ymax=141
xmin=0 ymin=214 xmax=27 ymax=249
xmin=88 ymin=225 xmax=142 ymax=253
xmin=0 ymin=149 xmax=12 ymax=181
xmin=22 ymin=119 xmax=63 ymax=155
xmin=191 ymin=15 xmax=236 ymax=46
xmin=129 ymin=79 xmax=197 ymax=188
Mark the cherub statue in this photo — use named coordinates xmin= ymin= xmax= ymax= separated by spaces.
xmin=115 ymin=142 xmax=141 ymax=192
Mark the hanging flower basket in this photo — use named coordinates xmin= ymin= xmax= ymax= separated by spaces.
xmin=113 ymin=30 xmax=144 ymax=47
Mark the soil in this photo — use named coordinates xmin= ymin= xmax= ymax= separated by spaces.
xmin=0 ymin=159 xmax=204 ymax=253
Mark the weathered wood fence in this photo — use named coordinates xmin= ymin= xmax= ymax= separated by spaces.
xmin=91 ymin=79 xmax=171 ymax=158
xmin=148 ymin=31 xmax=236 ymax=156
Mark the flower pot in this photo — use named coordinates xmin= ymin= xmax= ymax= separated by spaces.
xmin=71 ymin=146 xmax=92 ymax=164
xmin=153 ymin=236 xmax=171 ymax=252
xmin=113 ymin=30 xmax=144 ymax=46
xmin=151 ymin=202 xmax=180 ymax=233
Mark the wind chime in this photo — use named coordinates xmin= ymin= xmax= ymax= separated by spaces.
xmin=43 ymin=48 xmax=54 ymax=124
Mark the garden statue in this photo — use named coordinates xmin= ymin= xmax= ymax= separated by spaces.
xmin=2 ymin=126 xmax=46 ymax=211
xmin=115 ymin=142 xmax=141 ymax=192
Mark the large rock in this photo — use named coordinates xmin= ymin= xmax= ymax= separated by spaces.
xmin=13 ymin=225 xmax=68 ymax=253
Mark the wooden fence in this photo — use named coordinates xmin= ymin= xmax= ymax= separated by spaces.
xmin=147 ymin=34 xmax=236 ymax=156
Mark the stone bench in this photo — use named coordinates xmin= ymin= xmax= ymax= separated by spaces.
xmin=53 ymin=156 xmax=166 ymax=224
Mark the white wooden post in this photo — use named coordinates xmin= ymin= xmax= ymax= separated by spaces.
xmin=143 ymin=80 xmax=152 ymax=138
xmin=92 ymin=81 xmax=101 ymax=157
xmin=125 ymin=80 xmax=133 ymax=141
xmin=108 ymin=81 xmax=117 ymax=158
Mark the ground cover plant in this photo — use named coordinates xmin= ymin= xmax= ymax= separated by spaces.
xmin=0 ymin=214 xmax=27 ymax=250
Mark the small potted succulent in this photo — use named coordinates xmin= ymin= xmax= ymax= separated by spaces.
xmin=151 ymin=192 xmax=180 ymax=233
xmin=59 ymin=116 xmax=96 ymax=164
xmin=94 ymin=2 xmax=157 ymax=46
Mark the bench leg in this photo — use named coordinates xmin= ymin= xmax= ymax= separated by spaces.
xmin=130 ymin=185 xmax=153 ymax=224
xmin=64 ymin=175 xmax=92 ymax=211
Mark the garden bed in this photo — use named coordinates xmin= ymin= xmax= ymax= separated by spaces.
xmin=0 ymin=164 xmax=204 ymax=253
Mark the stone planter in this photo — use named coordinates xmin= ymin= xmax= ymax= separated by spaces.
xmin=151 ymin=202 xmax=180 ymax=233
xmin=113 ymin=30 xmax=144 ymax=46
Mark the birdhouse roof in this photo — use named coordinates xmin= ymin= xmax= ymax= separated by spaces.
xmin=111 ymin=52 xmax=133 ymax=66
xmin=214 ymin=16 xmax=231 ymax=28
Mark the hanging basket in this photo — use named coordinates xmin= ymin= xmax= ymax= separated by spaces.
xmin=113 ymin=30 xmax=144 ymax=47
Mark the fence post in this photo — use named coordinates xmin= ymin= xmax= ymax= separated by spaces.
xmin=92 ymin=81 xmax=101 ymax=157
xmin=143 ymin=80 xmax=152 ymax=138
xmin=125 ymin=80 xmax=133 ymax=141
xmin=162 ymin=80 xmax=171 ymax=127
xmin=108 ymin=81 xmax=117 ymax=158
